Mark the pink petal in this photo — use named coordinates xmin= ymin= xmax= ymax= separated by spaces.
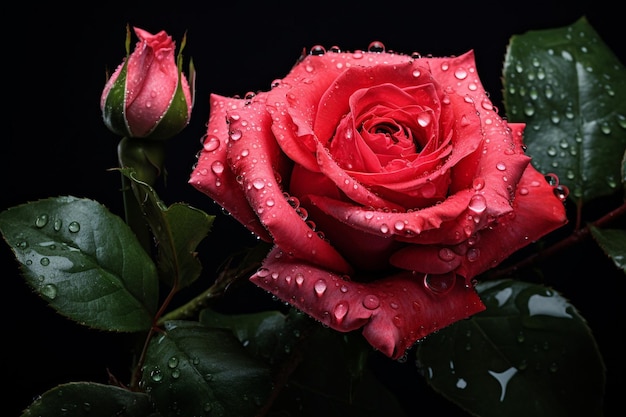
xmin=189 ymin=94 xmax=271 ymax=241
xmin=225 ymin=102 xmax=352 ymax=274
xmin=251 ymin=246 xmax=485 ymax=359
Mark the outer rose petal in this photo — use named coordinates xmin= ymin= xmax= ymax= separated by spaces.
xmin=190 ymin=94 xmax=271 ymax=241
xmin=251 ymin=246 xmax=485 ymax=359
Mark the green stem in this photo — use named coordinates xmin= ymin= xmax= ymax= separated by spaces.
xmin=117 ymin=137 xmax=166 ymax=254
xmin=120 ymin=170 xmax=153 ymax=254
xmin=157 ymin=283 xmax=224 ymax=325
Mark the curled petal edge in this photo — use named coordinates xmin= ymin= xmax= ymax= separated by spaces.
xmin=250 ymin=246 xmax=485 ymax=359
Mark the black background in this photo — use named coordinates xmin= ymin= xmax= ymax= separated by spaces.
xmin=5 ymin=2 xmax=625 ymax=416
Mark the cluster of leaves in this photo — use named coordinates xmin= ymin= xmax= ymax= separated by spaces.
xmin=1 ymin=17 xmax=624 ymax=417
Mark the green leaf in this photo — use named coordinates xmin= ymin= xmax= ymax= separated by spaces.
xmin=415 ymin=279 xmax=605 ymax=417
xmin=140 ymin=320 xmax=272 ymax=417
xmin=21 ymin=382 xmax=157 ymax=417
xmin=162 ymin=203 xmax=214 ymax=288
xmin=589 ymin=225 xmax=626 ymax=273
xmin=503 ymin=16 xmax=626 ymax=204
xmin=274 ymin=323 xmax=407 ymax=417
xmin=200 ymin=308 xmax=292 ymax=362
xmin=0 ymin=196 xmax=158 ymax=332
xmin=121 ymin=168 xmax=214 ymax=289
xmin=199 ymin=308 xmax=406 ymax=416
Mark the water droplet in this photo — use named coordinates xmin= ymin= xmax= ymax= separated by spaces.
xmin=252 ymin=179 xmax=265 ymax=190
xmin=168 ymin=356 xmax=179 ymax=368
xmin=367 ymin=41 xmax=385 ymax=53
xmin=424 ymin=273 xmax=456 ymax=295
xmin=468 ymin=194 xmax=487 ymax=213
xmin=295 ymin=273 xmax=304 ymax=287
xmin=229 ymin=129 xmax=242 ymax=141
xmin=472 ymin=177 xmax=485 ymax=190
xmin=600 ymin=121 xmax=611 ymax=135
xmin=40 ymin=257 xmax=50 ymax=266
xmin=314 ymin=279 xmax=327 ymax=296
xmin=438 ymin=247 xmax=456 ymax=261
xmin=549 ymin=362 xmax=559 ymax=373
xmin=35 ymin=214 xmax=49 ymax=228
xmin=256 ymin=268 xmax=270 ymax=278
xmin=544 ymin=173 xmax=559 ymax=186
xmin=203 ymin=135 xmax=220 ymax=151
xmin=392 ymin=314 xmax=405 ymax=327
xmin=211 ymin=161 xmax=224 ymax=175
xmin=523 ymin=102 xmax=535 ymax=117
xmin=553 ymin=185 xmax=569 ymax=201
xmin=309 ymin=44 xmax=326 ymax=55
xmin=333 ymin=302 xmax=349 ymax=322
xmin=150 ymin=368 xmax=163 ymax=382
xmin=40 ymin=283 xmax=57 ymax=299
xmin=363 ymin=294 xmax=380 ymax=310
xmin=466 ymin=248 xmax=480 ymax=262
xmin=454 ymin=68 xmax=468 ymax=79
xmin=417 ymin=113 xmax=431 ymax=127
xmin=68 ymin=221 xmax=80 ymax=233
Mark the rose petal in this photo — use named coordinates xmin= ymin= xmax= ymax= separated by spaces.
xmin=455 ymin=163 xmax=568 ymax=278
xmin=125 ymin=28 xmax=186 ymax=137
xmin=225 ymin=104 xmax=352 ymax=274
xmin=190 ymin=94 xmax=272 ymax=241
xmin=251 ymin=246 xmax=485 ymax=359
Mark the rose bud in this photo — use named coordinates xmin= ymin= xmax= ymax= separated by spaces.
xmin=101 ymin=26 xmax=194 ymax=140
xmin=190 ymin=45 xmax=568 ymax=359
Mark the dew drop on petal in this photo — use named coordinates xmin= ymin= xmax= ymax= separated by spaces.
xmin=468 ymin=194 xmax=487 ymax=213
xmin=393 ymin=314 xmax=405 ymax=328
xmin=363 ymin=294 xmax=380 ymax=310
xmin=424 ymin=273 xmax=456 ymax=295
xmin=472 ymin=177 xmax=485 ymax=190
xmin=211 ymin=161 xmax=224 ymax=175
xmin=454 ymin=68 xmax=468 ymax=79
xmin=295 ymin=273 xmax=305 ymax=287
xmin=438 ymin=247 xmax=456 ymax=261
xmin=466 ymin=248 xmax=480 ymax=262
xmin=314 ymin=279 xmax=327 ymax=296
xmin=333 ymin=302 xmax=349 ymax=322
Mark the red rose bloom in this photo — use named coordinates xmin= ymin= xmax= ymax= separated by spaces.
xmin=101 ymin=27 xmax=193 ymax=140
xmin=189 ymin=46 xmax=567 ymax=359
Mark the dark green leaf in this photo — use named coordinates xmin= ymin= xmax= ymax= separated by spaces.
xmin=121 ymin=168 xmax=214 ymax=289
xmin=200 ymin=308 xmax=291 ymax=361
xmin=0 ymin=196 xmax=158 ymax=331
xmin=273 ymin=324 xmax=407 ymax=417
xmin=199 ymin=308 xmax=405 ymax=416
xmin=141 ymin=320 xmax=272 ymax=417
xmin=589 ymin=225 xmax=626 ymax=273
xmin=21 ymin=382 xmax=157 ymax=417
xmin=415 ymin=279 xmax=605 ymax=417
xmin=503 ymin=16 xmax=626 ymax=203
xmin=163 ymin=203 xmax=214 ymax=288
